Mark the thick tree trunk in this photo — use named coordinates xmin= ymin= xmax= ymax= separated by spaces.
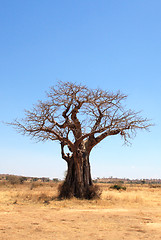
xmin=59 ymin=151 xmax=99 ymax=199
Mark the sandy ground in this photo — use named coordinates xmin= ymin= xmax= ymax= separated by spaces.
xmin=1 ymin=203 xmax=161 ymax=240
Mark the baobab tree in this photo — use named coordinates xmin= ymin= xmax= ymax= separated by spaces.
xmin=10 ymin=81 xmax=151 ymax=199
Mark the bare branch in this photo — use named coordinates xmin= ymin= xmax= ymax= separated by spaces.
xmin=8 ymin=81 xmax=152 ymax=157
xmin=60 ymin=142 xmax=72 ymax=162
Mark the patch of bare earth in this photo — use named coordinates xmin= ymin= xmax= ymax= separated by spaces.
xmin=1 ymin=183 xmax=161 ymax=240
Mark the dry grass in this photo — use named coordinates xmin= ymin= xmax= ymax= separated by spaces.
xmin=1 ymin=182 xmax=161 ymax=239
xmin=1 ymin=182 xmax=161 ymax=207
xmin=101 ymin=184 xmax=161 ymax=207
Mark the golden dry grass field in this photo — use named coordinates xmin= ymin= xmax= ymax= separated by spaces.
xmin=1 ymin=182 xmax=161 ymax=240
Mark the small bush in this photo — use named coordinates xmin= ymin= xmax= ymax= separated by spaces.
xmin=41 ymin=177 xmax=50 ymax=182
xmin=53 ymin=178 xmax=59 ymax=183
xmin=6 ymin=175 xmax=20 ymax=185
xmin=19 ymin=177 xmax=27 ymax=184
xmin=5 ymin=175 xmax=28 ymax=185
xmin=32 ymin=177 xmax=39 ymax=182
xmin=109 ymin=184 xmax=126 ymax=191
xmin=149 ymin=184 xmax=161 ymax=188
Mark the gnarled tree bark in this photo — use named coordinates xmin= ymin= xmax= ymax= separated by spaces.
xmin=60 ymin=142 xmax=94 ymax=199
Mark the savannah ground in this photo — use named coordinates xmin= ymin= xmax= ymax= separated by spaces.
xmin=1 ymin=181 xmax=161 ymax=240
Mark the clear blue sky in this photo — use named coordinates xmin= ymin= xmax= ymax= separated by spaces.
xmin=0 ymin=0 xmax=160 ymax=179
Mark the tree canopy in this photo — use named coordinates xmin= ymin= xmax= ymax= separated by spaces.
xmin=12 ymin=81 xmax=151 ymax=149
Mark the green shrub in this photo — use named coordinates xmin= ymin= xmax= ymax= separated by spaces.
xmin=53 ymin=178 xmax=59 ymax=182
xmin=109 ymin=184 xmax=126 ymax=191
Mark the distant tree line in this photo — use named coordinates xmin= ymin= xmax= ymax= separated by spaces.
xmin=1 ymin=174 xmax=161 ymax=185
xmin=0 ymin=174 xmax=60 ymax=184
xmin=93 ymin=177 xmax=161 ymax=185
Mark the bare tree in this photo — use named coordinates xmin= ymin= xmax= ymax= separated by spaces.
xmin=9 ymin=81 xmax=152 ymax=199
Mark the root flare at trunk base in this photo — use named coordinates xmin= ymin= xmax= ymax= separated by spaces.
xmin=58 ymin=182 xmax=101 ymax=200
